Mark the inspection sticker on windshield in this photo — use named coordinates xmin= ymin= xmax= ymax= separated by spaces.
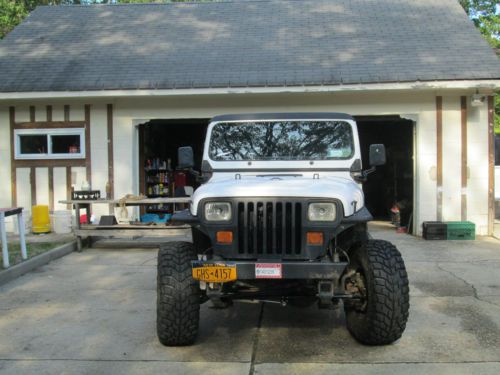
xmin=255 ymin=263 xmax=282 ymax=279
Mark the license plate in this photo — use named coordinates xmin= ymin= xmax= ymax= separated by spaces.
xmin=192 ymin=263 xmax=237 ymax=283
xmin=255 ymin=263 xmax=282 ymax=279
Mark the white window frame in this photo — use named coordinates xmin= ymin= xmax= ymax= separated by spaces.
xmin=14 ymin=128 xmax=86 ymax=160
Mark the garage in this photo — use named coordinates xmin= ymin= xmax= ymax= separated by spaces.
xmin=138 ymin=119 xmax=209 ymax=216
xmin=0 ymin=0 xmax=498 ymax=236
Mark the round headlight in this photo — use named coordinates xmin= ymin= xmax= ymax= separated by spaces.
xmin=308 ymin=203 xmax=336 ymax=221
xmin=205 ymin=202 xmax=232 ymax=221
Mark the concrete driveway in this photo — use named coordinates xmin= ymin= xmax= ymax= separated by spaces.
xmin=1 ymin=223 xmax=500 ymax=375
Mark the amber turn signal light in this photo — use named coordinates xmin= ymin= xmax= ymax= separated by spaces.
xmin=307 ymin=232 xmax=324 ymax=246
xmin=216 ymin=231 xmax=233 ymax=244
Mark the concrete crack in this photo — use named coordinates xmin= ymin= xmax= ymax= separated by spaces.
xmin=436 ymin=263 xmax=500 ymax=308
xmin=248 ymin=302 xmax=265 ymax=375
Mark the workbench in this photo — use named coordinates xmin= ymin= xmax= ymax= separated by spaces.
xmin=59 ymin=198 xmax=192 ymax=251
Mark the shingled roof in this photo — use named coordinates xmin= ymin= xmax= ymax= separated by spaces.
xmin=0 ymin=0 xmax=499 ymax=93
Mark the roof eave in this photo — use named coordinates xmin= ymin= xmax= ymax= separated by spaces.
xmin=0 ymin=80 xmax=499 ymax=100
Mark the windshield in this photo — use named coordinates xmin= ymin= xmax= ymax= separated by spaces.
xmin=209 ymin=121 xmax=354 ymax=161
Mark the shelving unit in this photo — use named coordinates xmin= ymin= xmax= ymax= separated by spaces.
xmin=144 ymin=159 xmax=173 ymax=214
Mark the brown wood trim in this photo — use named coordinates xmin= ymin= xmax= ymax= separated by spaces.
xmin=66 ymin=166 xmax=72 ymax=210
xmin=13 ymin=159 xmax=86 ymax=168
xmin=85 ymin=104 xmax=91 ymax=184
xmin=461 ymin=96 xmax=467 ymax=221
xmin=14 ymin=121 xmax=85 ymax=129
xmin=48 ymin=167 xmax=54 ymax=211
xmin=436 ymin=96 xmax=443 ymax=221
xmin=107 ymin=104 xmax=114 ymax=202
xmin=64 ymin=105 xmax=70 ymax=121
xmin=30 ymin=167 xmax=37 ymax=206
xmin=488 ymin=96 xmax=495 ymax=235
xmin=46 ymin=105 xmax=52 ymax=122
xmin=9 ymin=107 xmax=17 ymax=207
xmin=29 ymin=106 xmax=35 ymax=122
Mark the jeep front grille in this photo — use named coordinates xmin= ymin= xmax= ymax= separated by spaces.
xmin=237 ymin=200 xmax=303 ymax=257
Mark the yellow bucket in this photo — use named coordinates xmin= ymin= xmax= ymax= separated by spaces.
xmin=32 ymin=205 xmax=51 ymax=234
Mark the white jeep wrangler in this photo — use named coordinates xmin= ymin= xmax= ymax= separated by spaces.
xmin=157 ymin=113 xmax=409 ymax=346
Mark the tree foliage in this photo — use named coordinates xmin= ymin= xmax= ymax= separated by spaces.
xmin=460 ymin=0 xmax=500 ymax=50
xmin=0 ymin=1 xmax=28 ymax=38
xmin=0 ymin=0 xmax=200 ymax=38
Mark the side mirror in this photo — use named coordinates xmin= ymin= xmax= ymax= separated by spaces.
xmin=369 ymin=144 xmax=386 ymax=166
xmin=178 ymin=146 xmax=194 ymax=169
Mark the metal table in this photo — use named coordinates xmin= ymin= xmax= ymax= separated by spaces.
xmin=0 ymin=207 xmax=28 ymax=268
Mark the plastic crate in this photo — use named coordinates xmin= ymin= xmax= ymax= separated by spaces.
xmin=422 ymin=221 xmax=447 ymax=240
xmin=446 ymin=221 xmax=475 ymax=240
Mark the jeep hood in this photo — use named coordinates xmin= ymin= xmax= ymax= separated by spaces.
xmin=190 ymin=175 xmax=363 ymax=217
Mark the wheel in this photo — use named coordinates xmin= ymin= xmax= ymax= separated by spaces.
xmin=343 ymin=239 xmax=409 ymax=345
xmin=157 ymin=241 xmax=200 ymax=346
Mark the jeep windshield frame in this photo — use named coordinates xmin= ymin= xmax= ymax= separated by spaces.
xmin=208 ymin=120 xmax=354 ymax=162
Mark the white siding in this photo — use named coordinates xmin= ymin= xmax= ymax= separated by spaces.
xmin=90 ymin=104 xmax=109 ymax=219
xmin=442 ymin=96 xmax=462 ymax=221
xmin=16 ymin=168 xmax=31 ymax=210
xmin=0 ymin=106 xmax=11 ymax=208
xmin=35 ymin=167 xmax=49 ymax=206
xmin=53 ymin=167 xmax=67 ymax=211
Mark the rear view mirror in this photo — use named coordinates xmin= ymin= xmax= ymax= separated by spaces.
xmin=369 ymin=144 xmax=386 ymax=166
xmin=178 ymin=146 xmax=194 ymax=169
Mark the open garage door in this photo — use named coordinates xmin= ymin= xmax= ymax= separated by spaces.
xmin=138 ymin=119 xmax=209 ymax=216
xmin=356 ymin=116 xmax=415 ymax=233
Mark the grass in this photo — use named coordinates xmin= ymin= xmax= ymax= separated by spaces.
xmin=1 ymin=241 xmax=71 ymax=268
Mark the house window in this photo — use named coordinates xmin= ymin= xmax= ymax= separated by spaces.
xmin=15 ymin=128 xmax=85 ymax=160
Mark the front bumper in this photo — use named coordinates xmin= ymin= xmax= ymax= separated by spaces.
xmin=192 ymin=260 xmax=348 ymax=280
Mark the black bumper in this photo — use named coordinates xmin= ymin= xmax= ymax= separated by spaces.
xmin=192 ymin=260 xmax=348 ymax=280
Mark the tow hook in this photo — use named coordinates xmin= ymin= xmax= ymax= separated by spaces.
xmin=317 ymin=280 xmax=337 ymax=309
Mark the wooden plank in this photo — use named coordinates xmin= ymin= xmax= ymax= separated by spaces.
xmin=13 ymin=159 xmax=86 ymax=168
xmin=74 ymin=228 xmax=190 ymax=238
xmin=107 ymin=104 xmax=114 ymax=201
xmin=9 ymin=107 xmax=16 ymax=207
xmin=48 ymin=167 xmax=54 ymax=211
xmin=30 ymin=167 xmax=37 ymax=206
xmin=46 ymin=105 xmax=52 ymax=122
xmin=81 ymin=224 xmax=190 ymax=230
xmin=66 ymin=166 xmax=72 ymax=210
xmin=64 ymin=105 xmax=70 ymax=121
xmin=14 ymin=121 xmax=86 ymax=129
xmin=461 ymin=96 xmax=467 ymax=221
xmin=29 ymin=106 xmax=36 ymax=122
xmin=59 ymin=197 xmax=191 ymax=205
xmin=488 ymin=96 xmax=495 ymax=235
xmin=85 ymin=104 xmax=91 ymax=184
xmin=436 ymin=96 xmax=443 ymax=221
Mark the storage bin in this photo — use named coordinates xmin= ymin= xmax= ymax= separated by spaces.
xmin=447 ymin=221 xmax=475 ymax=240
xmin=51 ymin=211 xmax=73 ymax=234
xmin=423 ymin=221 xmax=447 ymax=240
xmin=32 ymin=205 xmax=51 ymax=234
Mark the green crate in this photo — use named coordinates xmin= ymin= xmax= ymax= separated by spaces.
xmin=446 ymin=221 xmax=475 ymax=240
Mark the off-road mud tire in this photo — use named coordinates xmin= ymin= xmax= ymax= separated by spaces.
xmin=157 ymin=241 xmax=199 ymax=346
xmin=344 ymin=239 xmax=409 ymax=345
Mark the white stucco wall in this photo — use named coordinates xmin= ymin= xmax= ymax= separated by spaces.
xmin=0 ymin=90 xmax=494 ymax=235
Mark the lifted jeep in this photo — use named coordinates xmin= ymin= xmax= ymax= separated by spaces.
xmin=157 ymin=113 xmax=409 ymax=346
